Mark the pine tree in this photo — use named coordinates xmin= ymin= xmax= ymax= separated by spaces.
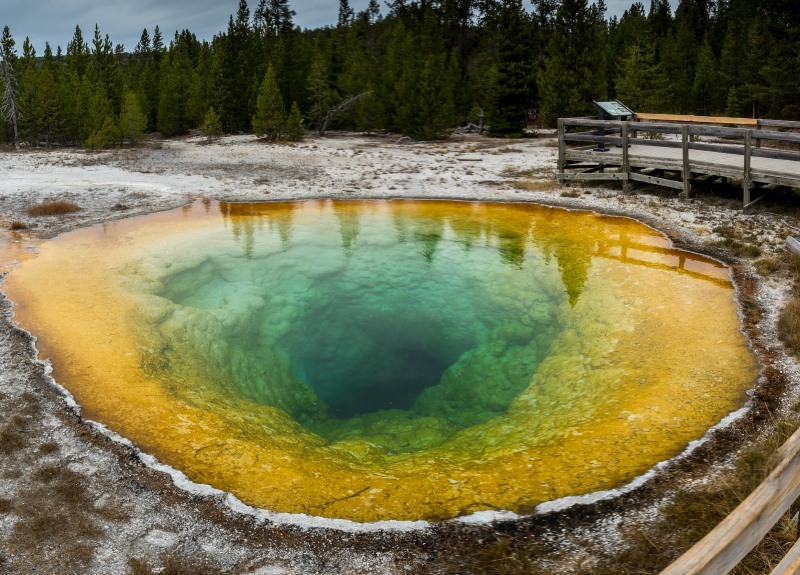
xmin=66 ymin=25 xmax=89 ymax=78
xmin=157 ymin=38 xmax=193 ymax=136
xmin=742 ymin=13 xmax=771 ymax=118
xmin=488 ymin=0 xmax=535 ymax=136
xmin=647 ymin=0 xmax=672 ymax=39
xmin=692 ymin=36 xmax=720 ymax=115
xmin=338 ymin=0 xmax=355 ymax=27
xmin=35 ymin=66 xmax=59 ymax=146
xmin=269 ymin=0 xmax=296 ymax=34
xmin=252 ymin=65 xmax=286 ymax=140
xmin=199 ymin=106 xmax=224 ymax=141
xmin=119 ymin=91 xmax=148 ymax=144
xmin=82 ymin=82 xmax=114 ymax=147
xmin=18 ymin=42 xmax=39 ymax=144
xmin=285 ymin=101 xmax=304 ymax=140
xmin=615 ymin=43 xmax=665 ymax=112
xmin=539 ymin=0 xmax=607 ymax=125
xmin=186 ymin=41 xmax=213 ymax=127
xmin=307 ymin=48 xmax=333 ymax=132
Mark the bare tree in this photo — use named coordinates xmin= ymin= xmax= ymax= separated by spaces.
xmin=317 ymin=92 xmax=371 ymax=136
xmin=0 ymin=26 xmax=20 ymax=149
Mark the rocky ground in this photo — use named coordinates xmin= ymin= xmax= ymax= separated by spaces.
xmin=1 ymin=132 xmax=799 ymax=574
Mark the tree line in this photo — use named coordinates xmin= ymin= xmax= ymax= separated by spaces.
xmin=0 ymin=0 xmax=798 ymax=147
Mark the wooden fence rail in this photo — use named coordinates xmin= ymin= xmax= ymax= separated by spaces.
xmin=557 ymin=114 xmax=800 ymax=208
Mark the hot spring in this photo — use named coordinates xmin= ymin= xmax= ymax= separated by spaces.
xmin=5 ymin=199 xmax=758 ymax=522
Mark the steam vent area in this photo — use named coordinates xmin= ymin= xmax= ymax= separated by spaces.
xmin=5 ymin=199 xmax=758 ymax=523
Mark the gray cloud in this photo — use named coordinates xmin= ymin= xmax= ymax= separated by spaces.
xmin=3 ymin=0 xmax=676 ymax=55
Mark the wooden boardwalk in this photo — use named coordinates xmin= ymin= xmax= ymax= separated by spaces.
xmin=557 ymin=115 xmax=800 ymax=208
xmin=556 ymin=113 xmax=800 ymax=573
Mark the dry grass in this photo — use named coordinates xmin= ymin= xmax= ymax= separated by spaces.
xmin=127 ymin=556 xmax=223 ymax=575
xmin=0 ymin=419 xmax=30 ymax=455
xmin=711 ymin=225 xmax=762 ymax=258
xmin=9 ymin=220 xmax=27 ymax=230
xmin=0 ymin=498 xmax=13 ymax=513
xmin=26 ymin=200 xmax=80 ymax=217
xmin=427 ymin=532 xmax=549 ymax=575
xmin=510 ymin=178 xmax=558 ymax=192
xmin=778 ymin=295 xmax=800 ymax=355
xmin=755 ymin=257 xmax=783 ymax=276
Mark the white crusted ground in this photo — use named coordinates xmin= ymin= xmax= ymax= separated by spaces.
xmin=1 ymin=131 xmax=799 ymax=574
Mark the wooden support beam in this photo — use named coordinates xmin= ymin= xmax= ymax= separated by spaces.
xmin=557 ymin=118 xmax=565 ymax=175
xmin=743 ymin=193 xmax=766 ymax=214
xmin=743 ymin=130 xmax=752 ymax=206
xmin=628 ymin=172 xmax=685 ymax=190
xmin=557 ymin=172 xmax=628 ymax=182
xmin=681 ymin=125 xmax=691 ymax=198
xmin=622 ymin=122 xmax=633 ymax=193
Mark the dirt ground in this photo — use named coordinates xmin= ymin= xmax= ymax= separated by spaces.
xmin=1 ymin=132 xmax=799 ymax=574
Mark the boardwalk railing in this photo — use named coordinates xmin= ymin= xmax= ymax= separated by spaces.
xmin=557 ymin=114 xmax=800 ymax=208
xmin=660 ymin=423 xmax=800 ymax=575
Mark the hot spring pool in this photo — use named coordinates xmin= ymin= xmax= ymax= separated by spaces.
xmin=5 ymin=199 xmax=758 ymax=522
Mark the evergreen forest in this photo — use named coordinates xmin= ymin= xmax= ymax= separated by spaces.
xmin=0 ymin=0 xmax=798 ymax=147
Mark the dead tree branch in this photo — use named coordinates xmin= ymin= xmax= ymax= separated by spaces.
xmin=318 ymin=91 xmax=372 ymax=136
xmin=0 ymin=53 xmax=20 ymax=149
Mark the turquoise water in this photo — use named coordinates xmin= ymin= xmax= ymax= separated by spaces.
xmin=157 ymin=201 xmax=565 ymax=451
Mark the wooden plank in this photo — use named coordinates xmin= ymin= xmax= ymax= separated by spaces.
xmin=690 ymin=142 xmax=745 ymax=156
xmin=562 ymin=118 xmax=624 ymax=128
xmin=770 ymin=536 xmax=800 ymax=575
xmin=685 ymin=163 xmax=743 ymax=179
xmin=660 ymin=424 xmax=800 ymax=575
xmin=753 ymin=148 xmax=800 ymax=162
xmin=753 ymin=174 xmax=800 ymax=187
xmin=564 ymin=134 xmax=624 ymax=144
xmin=636 ymin=113 xmax=758 ymax=126
xmin=627 ymin=121 xmax=685 ymax=135
xmin=751 ymin=130 xmax=800 ymax=144
xmin=557 ymin=172 xmax=627 ymax=181
xmin=688 ymin=125 xmax=746 ymax=138
xmin=628 ymin=171 xmax=685 ymax=190
xmin=628 ymin=139 xmax=684 ymax=150
xmin=759 ymin=119 xmax=800 ymax=130
xmin=565 ymin=151 xmax=623 ymax=165
xmin=558 ymin=118 xmax=565 ymax=173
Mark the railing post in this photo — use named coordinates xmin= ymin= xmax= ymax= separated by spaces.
xmin=756 ymin=120 xmax=762 ymax=149
xmin=622 ymin=122 xmax=630 ymax=173
xmin=743 ymin=129 xmax=752 ymax=206
xmin=558 ymin=118 xmax=566 ymax=176
xmin=682 ymin=125 xmax=691 ymax=199
xmin=622 ymin=121 xmax=634 ymax=192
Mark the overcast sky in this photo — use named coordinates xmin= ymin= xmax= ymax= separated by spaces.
xmin=4 ymin=0 xmax=679 ymax=55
